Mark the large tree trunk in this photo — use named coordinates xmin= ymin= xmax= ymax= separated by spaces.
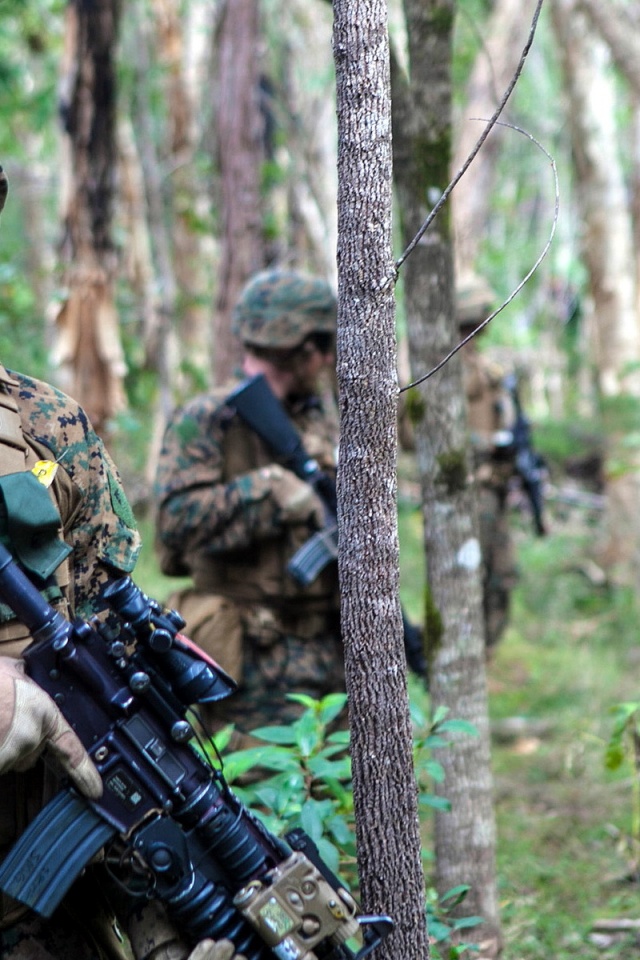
xmin=54 ymin=0 xmax=125 ymax=435
xmin=212 ymin=0 xmax=264 ymax=385
xmin=332 ymin=2 xmax=429 ymax=959
xmin=551 ymin=0 xmax=640 ymax=587
xmin=392 ymin=1 xmax=501 ymax=952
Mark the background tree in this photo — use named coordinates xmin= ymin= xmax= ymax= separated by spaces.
xmin=53 ymin=0 xmax=125 ymax=435
xmin=332 ymin=1 xmax=429 ymax=958
xmin=211 ymin=0 xmax=265 ymax=385
xmin=551 ymin=0 xmax=640 ymax=591
xmin=451 ymin=0 xmax=533 ymax=276
xmin=391 ymin=0 xmax=500 ymax=951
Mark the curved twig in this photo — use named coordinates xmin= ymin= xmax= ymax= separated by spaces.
xmin=399 ymin=120 xmax=559 ymax=392
xmin=392 ymin=0 xmax=545 ymax=277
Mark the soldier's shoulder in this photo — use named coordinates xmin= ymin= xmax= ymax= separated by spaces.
xmin=4 ymin=368 xmax=89 ymax=447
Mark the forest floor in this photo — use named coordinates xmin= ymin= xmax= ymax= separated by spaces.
xmin=450 ymin=496 xmax=640 ymax=960
xmin=134 ymin=481 xmax=640 ymax=960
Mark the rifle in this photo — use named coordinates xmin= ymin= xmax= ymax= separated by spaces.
xmin=227 ymin=375 xmax=427 ymax=679
xmin=0 ymin=542 xmax=392 ymax=960
xmin=503 ymin=373 xmax=547 ymax=537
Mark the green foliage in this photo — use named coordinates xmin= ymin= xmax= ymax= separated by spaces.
xmin=605 ymin=701 xmax=640 ymax=872
xmin=208 ymin=692 xmax=481 ymax=958
xmin=0 ymin=260 xmax=47 ymax=377
xmin=533 ymin=417 xmax=604 ymax=475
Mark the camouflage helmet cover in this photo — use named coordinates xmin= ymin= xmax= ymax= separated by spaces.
xmin=232 ymin=269 xmax=336 ymax=349
xmin=456 ymin=272 xmax=496 ymax=325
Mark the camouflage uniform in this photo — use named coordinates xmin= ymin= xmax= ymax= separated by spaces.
xmin=154 ymin=270 xmax=344 ymax=742
xmin=458 ymin=275 xmax=518 ymax=649
xmin=0 ymin=364 xmax=141 ymax=959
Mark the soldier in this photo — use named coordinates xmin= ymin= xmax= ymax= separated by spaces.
xmin=154 ymin=269 xmax=344 ymax=745
xmin=0 ymin=170 xmax=239 ymax=960
xmin=457 ymin=273 xmax=519 ymax=651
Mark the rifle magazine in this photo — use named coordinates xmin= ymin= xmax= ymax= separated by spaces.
xmin=0 ymin=787 xmax=116 ymax=918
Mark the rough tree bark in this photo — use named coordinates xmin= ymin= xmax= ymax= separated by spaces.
xmin=391 ymin=1 xmax=500 ymax=953
xmin=332 ymin=3 xmax=429 ymax=960
xmin=54 ymin=0 xmax=126 ymax=434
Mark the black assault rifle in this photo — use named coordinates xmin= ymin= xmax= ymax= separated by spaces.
xmin=503 ymin=373 xmax=547 ymax=536
xmin=0 ymin=542 xmax=392 ymax=960
xmin=227 ymin=375 xmax=427 ymax=679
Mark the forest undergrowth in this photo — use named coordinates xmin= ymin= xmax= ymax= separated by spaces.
xmin=480 ymin=501 xmax=640 ymax=960
xmin=132 ymin=483 xmax=640 ymax=960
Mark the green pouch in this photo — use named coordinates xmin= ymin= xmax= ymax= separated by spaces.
xmin=0 ymin=471 xmax=72 ymax=580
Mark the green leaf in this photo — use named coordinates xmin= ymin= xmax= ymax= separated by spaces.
xmin=432 ymin=705 xmax=450 ymax=727
xmin=249 ymin=725 xmax=298 ymax=745
xmin=451 ymin=916 xmax=483 ymax=930
xmin=316 ymin=835 xmax=341 ymax=874
xmin=300 ymin=799 xmax=326 ymax=842
xmin=318 ymin=693 xmax=349 ymax=726
xmin=440 ymin=884 xmax=471 ymax=906
xmin=420 ymin=794 xmax=451 ymax=811
xmin=424 ymin=760 xmax=446 ymax=783
xmin=327 ymin=814 xmax=355 ymax=846
xmin=427 ymin=918 xmax=452 ymax=942
xmin=286 ymin=693 xmax=320 ymax=709
xmin=327 ymin=730 xmax=350 ymax=746
xmin=307 ymin=756 xmax=351 ymax=782
xmin=294 ymin=710 xmax=321 ymax=756
xmin=438 ymin=719 xmax=479 ymax=737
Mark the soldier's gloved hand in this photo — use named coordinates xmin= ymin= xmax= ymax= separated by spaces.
xmin=128 ymin=902 xmax=248 ymax=960
xmin=137 ymin=940 xmax=245 ymax=960
xmin=187 ymin=940 xmax=246 ymax=960
xmin=0 ymin=655 xmax=102 ymax=799
xmin=267 ymin=464 xmax=325 ymax=528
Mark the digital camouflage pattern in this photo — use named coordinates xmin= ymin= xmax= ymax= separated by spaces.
xmin=232 ymin=269 xmax=336 ymax=349
xmin=154 ymin=378 xmax=343 ymax=740
xmin=4 ymin=367 xmax=140 ymax=616
xmin=0 ymin=367 xmax=140 ymax=957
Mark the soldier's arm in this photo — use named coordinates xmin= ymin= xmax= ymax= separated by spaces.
xmin=154 ymin=401 xmax=315 ymax=558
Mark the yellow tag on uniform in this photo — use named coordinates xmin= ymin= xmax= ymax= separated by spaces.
xmin=32 ymin=460 xmax=59 ymax=488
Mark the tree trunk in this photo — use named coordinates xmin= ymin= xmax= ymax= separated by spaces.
xmin=551 ymin=0 xmax=640 ymax=587
xmin=54 ymin=0 xmax=125 ymax=434
xmin=151 ymin=0 xmax=211 ymax=378
xmin=578 ymin=0 xmax=640 ymax=97
xmin=392 ymin=1 xmax=501 ymax=952
xmin=212 ymin=0 xmax=264 ymax=385
xmin=332 ymin=2 xmax=429 ymax=959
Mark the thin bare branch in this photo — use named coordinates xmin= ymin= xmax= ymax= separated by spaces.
xmin=399 ymin=119 xmax=559 ymax=393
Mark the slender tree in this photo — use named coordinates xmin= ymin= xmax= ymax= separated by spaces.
xmin=54 ymin=0 xmax=125 ymax=434
xmin=551 ymin=0 xmax=640 ymax=590
xmin=212 ymin=0 xmax=264 ymax=385
xmin=332 ymin=2 xmax=429 ymax=959
xmin=391 ymin=0 xmax=501 ymax=951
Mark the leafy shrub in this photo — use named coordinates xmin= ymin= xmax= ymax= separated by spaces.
xmin=206 ymin=691 xmax=482 ymax=958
